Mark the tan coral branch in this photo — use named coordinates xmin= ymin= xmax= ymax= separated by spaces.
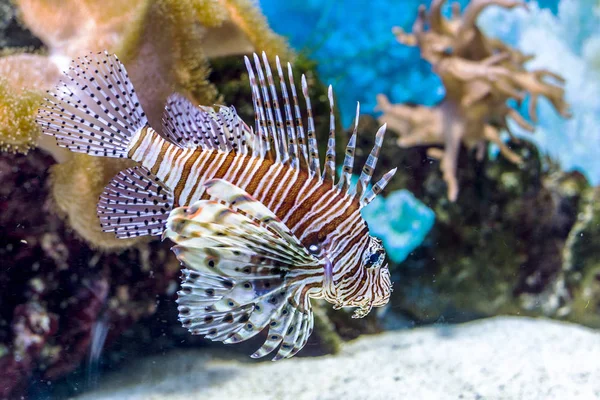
xmin=378 ymin=0 xmax=570 ymax=201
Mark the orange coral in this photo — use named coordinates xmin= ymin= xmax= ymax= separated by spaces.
xmin=1 ymin=0 xmax=291 ymax=249
xmin=377 ymin=0 xmax=571 ymax=201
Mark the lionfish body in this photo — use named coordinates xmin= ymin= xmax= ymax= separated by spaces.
xmin=37 ymin=52 xmax=397 ymax=360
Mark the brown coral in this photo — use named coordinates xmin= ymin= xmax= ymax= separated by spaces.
xmin=1 ymin=0 xmax=291 ymax=249
xmin=377 ymin=0 xmax=571 ymax=201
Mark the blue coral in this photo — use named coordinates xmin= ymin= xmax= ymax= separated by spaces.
xmin=258 ymin=0 xmax=447 ymax=127
xmin=361 ymin=190 xmax=435 ymax=264
xmin=258 ymin=0 xmax=560 ymax=127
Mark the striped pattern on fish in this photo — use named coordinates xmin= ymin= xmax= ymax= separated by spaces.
xmin=36 ymin=51 xmax=397 ymax=360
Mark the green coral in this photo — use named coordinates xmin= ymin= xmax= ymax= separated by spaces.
xmin=0 ymin=76 xmax=42 ymax=153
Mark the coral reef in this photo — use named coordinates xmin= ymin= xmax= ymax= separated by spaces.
xmin=376 ymin=0 xmax=571 ymax=201
xmin=478 ymin=0 xmax=600 ymax=185
xmin=562 ymin=187 xmax=600 ymax=328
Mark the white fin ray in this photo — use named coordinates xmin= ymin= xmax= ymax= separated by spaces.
xmin=287 ymin=63 xmax=310 ymax=169
xmin=261 ymin=52 xmax=289 ymax=164
xmin=165 ymin=181 xmax=322 ymax=360
xmin=252 ymin=53 xmax=282 ymax=163
xmin=245 ymin=55 xmax=273 ymax=160
xmin=37 ymin=51 xmax=147 ymax=158
xmin=98 ymin=166 xmax=174 ymax=238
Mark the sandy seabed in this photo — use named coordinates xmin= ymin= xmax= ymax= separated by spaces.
xmin=75 ymin=317 xmax=600 ymax=400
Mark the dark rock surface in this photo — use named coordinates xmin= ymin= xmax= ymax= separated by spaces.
xmin=0 ymin=150 xmax=181 ymax=399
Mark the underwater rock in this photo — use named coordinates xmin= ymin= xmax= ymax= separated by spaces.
xmin=351 ymin=115 xmax=600 ymax=328
xmin=0 ymin=149 xmax=181 ymax=399
xmin=73 ymin=317 xmax=600 ymax=400
xmin=562 ymin=187 xmax=600 ymax=328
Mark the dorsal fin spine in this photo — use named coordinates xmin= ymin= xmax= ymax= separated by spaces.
xmin=338 ymin=102 xmax=360 ymax=193
xmin=360 ymin=167 xmax=397 ymax=208
xmin=244 ymin=56 xmax=272 ymax=160
xmin=301 ymin=75 xmax=321 ymax=179
xmin=287 ymin=63 xmax=309 ymax=169
xmin=253 ymin=53 xmax=281 ymax=163
xmin=323 ymin=85 xmax=336 ymax=183
xmin=262 ymin=52 xmax=289 ymax=165
xmin=276 ymin=56 xmax=299 ymax=169
xmin=356 ymin=123 xmax=387 ymax=199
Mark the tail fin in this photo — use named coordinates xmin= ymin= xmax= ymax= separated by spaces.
xmin=37 ymin=51 xmax=147 ymax=158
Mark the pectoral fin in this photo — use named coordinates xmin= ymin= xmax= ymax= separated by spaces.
xmin=164 ymin=179 xmax=323 ymax=360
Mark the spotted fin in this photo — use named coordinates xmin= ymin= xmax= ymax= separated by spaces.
xmin=97 ymin=166 xmax=174 ymax=238
xmin=37 ymin=51 xmax=148 ymax=159
xmin=162 ymin=93 xmax=253 ymax=154
xmin=164 ymin=180 xmax=323 ymax=360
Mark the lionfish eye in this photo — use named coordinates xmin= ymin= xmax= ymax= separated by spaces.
xmin=365 ymin=252 xmax=382 ymax=268
xmin=308 ymin=243 xmax=320 ymax=255
xmin=364 ymin=237 xmax=385 ymax=268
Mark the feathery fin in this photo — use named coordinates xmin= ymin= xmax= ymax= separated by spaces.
xmin=98 ymin=166 xmax=173 ymax=238
xmin=162 ymin=93 xmax=251 ymax=154
xmin=165 ymin=180 xmax=320 ymax=360
xmin=37 ymin=51 xmax=147 ymax=158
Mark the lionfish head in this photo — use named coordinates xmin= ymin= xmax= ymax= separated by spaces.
xmin=326 ymin=234 xmax=392 ymax=319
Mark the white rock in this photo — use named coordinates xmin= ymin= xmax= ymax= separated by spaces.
xmin=76 ymin=317 xmax=600 ymax=400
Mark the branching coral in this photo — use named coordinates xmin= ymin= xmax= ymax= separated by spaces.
xmin=478 ymin=0 xmax=600 ymax=184
xmin=0 ymin=0 xmax=291 ymax=248
xmin=377 ymin=0 xmax=571 ymax=201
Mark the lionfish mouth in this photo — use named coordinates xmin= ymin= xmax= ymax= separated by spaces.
xmin=352 ymin=301 xmax=374 ymax=319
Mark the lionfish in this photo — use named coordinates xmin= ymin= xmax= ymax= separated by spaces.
xmin=37 ymin=51 xmax=397 ymax=360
